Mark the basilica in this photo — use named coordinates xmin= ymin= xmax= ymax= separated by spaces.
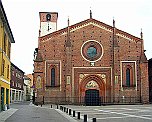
xmin=33 ymin=11 xmax=149 ymax=105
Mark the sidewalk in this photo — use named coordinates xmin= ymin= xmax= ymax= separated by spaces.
xmin=0 ymin=102 xmax=78 ymax=122
xmin=0 ymin=108 xmax=18 ymax=122
xmin=30 ymin=103 xmax=78 ymax=122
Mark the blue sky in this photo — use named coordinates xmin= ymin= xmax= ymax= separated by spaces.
xmin=2 ymin=0 xmax=152 ymax=74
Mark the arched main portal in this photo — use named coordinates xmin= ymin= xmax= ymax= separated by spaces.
xmin=80 ymin=75 xmax=105 ymax=106
xmin=85 ymin=89 xmax=100 ymax=106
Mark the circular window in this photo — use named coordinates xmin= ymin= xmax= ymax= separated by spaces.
xmin=81 ymin=40 xmax=103 ymax=62
xmin=87 ymin=46 xmax=97 ymax=58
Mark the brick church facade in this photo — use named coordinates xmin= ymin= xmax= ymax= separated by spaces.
xmin=33 ymin=11 xmax=149 ymax=105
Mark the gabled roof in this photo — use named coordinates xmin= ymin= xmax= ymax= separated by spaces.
xmin=39 ymin=18 xmax=141 ymax=42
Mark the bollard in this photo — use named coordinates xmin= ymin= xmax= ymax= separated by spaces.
xmin=66 ymin=108 xmax=68 ymax=113
xmin=51 ymin=105 xmax=52 ymax=108
xmin=43 ymin=96 xmax=44 ymax=104
xmin=84 ymin=114 xmax=87 ymax=122
xmin=77 ymin=112 xmax=80 ymax=119
xmin=57 ymin=105 xmax=58 ymax=109
xmin=73 ymin=110 xmax=75 ymax=117
xmin=60 ymin=106 xmax=61 ymax=110
xmin=69 ymin=109 xmax=71 ymax=115
xmin=92 ymin=118 xmax=96 ymax=122
xmin=64 ymin=107 xmax=66 ymax=112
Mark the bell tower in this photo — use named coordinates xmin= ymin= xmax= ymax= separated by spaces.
xmin=39 ymin=12 xmax=58 ymax=37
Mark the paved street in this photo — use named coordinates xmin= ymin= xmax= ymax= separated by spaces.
xmin=0 ymin=102 xmax=77 ymax=122
xmin=1 ymin=102 xmax=152 ymax=122
xmin=62 ymin=104 xmax=152 ymax=122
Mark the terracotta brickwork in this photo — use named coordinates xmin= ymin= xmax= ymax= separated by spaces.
xmin=148 ymin=59 xmax=152 ymax=102
xmin=39 ymin=12 xmax=58 ymax=22
xmin=33 ymin=15 xmax=149 ymax=104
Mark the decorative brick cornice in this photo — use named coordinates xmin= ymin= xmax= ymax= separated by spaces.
xmin=39 ymin=18 xmax=142 ymax=43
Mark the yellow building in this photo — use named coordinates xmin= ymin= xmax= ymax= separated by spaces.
xmin=0 ymin=0 xmax=15 ymax=111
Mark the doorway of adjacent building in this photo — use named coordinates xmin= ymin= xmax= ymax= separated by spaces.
xmin=85 ymin=89 xmax=100 ymax=106
xmin=1 ymin=87 xmax=4 ymax=111
xmin=6 ymin=89 xmax=9 ymax=109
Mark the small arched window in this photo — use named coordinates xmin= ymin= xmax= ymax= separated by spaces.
xmin=51 ymin=68 xmax=55 ymax=86
xmin=46 ymin=14 xmax=51 ymax=21
xmin=126 ymin=68 xmax=130 ymax=87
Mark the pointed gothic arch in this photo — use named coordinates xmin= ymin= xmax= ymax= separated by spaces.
xmin=79 ymin=75 xmax=106 ymax=98
xmin=123 ymin=65 xmax=134 ymax=87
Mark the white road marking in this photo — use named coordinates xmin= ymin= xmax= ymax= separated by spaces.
xmin=55 ymin=109 xmax=78 ymax=122
xmin=141 ymin=115 xmax=152 ymax=117
xmin=97 ymin=116 xmax=130 ymax=120
xmin=120 ymin=108 xmax=140 ymax=111
xmin=95 ymin=109 xmax=152 ymax=120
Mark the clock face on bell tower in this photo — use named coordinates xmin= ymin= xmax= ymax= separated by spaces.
xmin=39 ymin=12 xmax=58 ymax=37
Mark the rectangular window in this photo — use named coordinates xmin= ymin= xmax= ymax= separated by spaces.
xmin=12 ymin=71 xmax=14 ymax=76
xmin=7 ymin=42 xmax=11 ymax=58
xmin=2 ymin=59 xmax=5 ymax=76
xmin=7 ymin=65 xmax=9 ymax=78
xmin=12 ymin=81 xmax=14 ymax=87
xmin=3 ymin=32 xmax=7 ymax=53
